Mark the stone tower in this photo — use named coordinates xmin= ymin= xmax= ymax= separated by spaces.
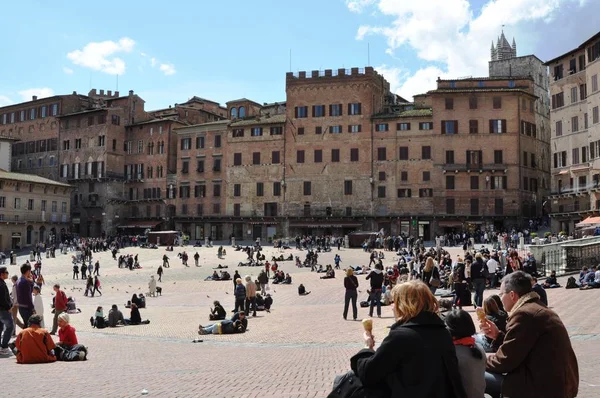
xmin=491 ymin=30 xmax=517 ymax=61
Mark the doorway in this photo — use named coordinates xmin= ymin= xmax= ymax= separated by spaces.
xmin=252 ymin=225 xmax=262 ymax=240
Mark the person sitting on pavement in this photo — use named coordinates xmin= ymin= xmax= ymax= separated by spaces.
xmin=198 ymin=311 xmax=247 ymax=335
xmin=264 ymin=294 xmax=273 ymax=312
xmin=542 ymin=270 xmax=561 ymax=288
xmin=209 ymin=301 xmax=227 ymax=321
xmin=108 ymin=304 xmax=125 ymax=327
xmin=124 ymin=303 xmax=150 ymax=325
xmin=220 ymin=271 xmax=231 ymax=281
xmin=282 ymin=273 xmax=292 ymax=284
xmin=481 ymin=271 xmax=578 ymax=398
xmin=580 ymin=265 xmax=600 ymax=289
xmin=319 ymin=265 xmax=335 ymax=279
xmin=55 ymin=313 xmax=87 ymax=361
xmin=91 ymin=306 xmax=107 ymax=329
xmin=13 ymin=314 xmax=56 ymax=363
xmin=272 ymin=270 xmax=285 ymax=284
xmin=531 ymin=277 xmax=548 ymax=306
xmin=298 ymin=284 xmax=311 ymax=295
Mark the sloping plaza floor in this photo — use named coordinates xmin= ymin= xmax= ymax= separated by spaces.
xmin=1 ymin=243 xmax=598 ymax=397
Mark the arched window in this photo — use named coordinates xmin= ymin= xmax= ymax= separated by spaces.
xmin=230 ymin=108 xmax=238 ymax=119
xmin=239 ymin=106 xmax=246 ymax=118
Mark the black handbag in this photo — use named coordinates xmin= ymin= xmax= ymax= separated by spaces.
xmin=327 ymin=371 xmax=366 ymax=398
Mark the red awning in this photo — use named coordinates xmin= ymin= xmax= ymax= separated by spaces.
xmin=117 ymin=221 xmax=162 ymax=229
xmin=576 ymin=216 xmax=600 ymax=228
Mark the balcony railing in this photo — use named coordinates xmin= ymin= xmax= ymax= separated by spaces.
xmin=551 ymin=182 xmax=600 ymax=196
xmin=0 ymin=210 xmax=69 ymax=224
xmin=442 ymin=163 xmax=507 ymax=172
xmin=553 ymin=203 xmax=592 ymax=213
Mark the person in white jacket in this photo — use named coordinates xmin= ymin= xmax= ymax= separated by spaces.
xmin=148 ymin=275 xmax=157 ymax=297
xmin=32 ymin=285 xmax=44 ymax=328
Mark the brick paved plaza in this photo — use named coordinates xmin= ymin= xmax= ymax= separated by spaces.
xmin=2 ymin=243 xmax=599 ymax=397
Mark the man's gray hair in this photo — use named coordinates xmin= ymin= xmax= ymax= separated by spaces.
xmin=503 ymin=271 xmax=533 ymax=296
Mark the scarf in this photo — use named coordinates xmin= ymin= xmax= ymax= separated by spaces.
xmin=453 ymin=336 xmax=476 ymax=347
xmin=509 ymin=291 xmax=540 ymax=317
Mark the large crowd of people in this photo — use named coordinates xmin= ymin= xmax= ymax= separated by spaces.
xmin=0 ymin=232 xmax=583 ymax=398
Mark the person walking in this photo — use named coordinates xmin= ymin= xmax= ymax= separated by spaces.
xmin=162 ymin=254 xmax=170 ymax=268
xmin=244 ymin=276 xmax=257 ymax=317
xmin=343 ymin=268 xmax=359 ymax=321
xmin=72 ymin=264 xmax=79 ymax=280
xmin=194 ymin=252 xmax=200 ymax=267
xmin=157 ymin=266 xmax=164 ymax=282
xmin=93 ymin=261 xmax=100 ymax=276
xmin=92 ymin=276 xmax=102 ymax=297
xmin=16 ymin=264 xmax=35 ymax=328
xmin=84 ymin=276 xmax=94 ymax=297
xmin=366 ymin=264 xmax=384 ymax=318
xmin=234 ymin=278 xmax=246 ymax=313
xmin=258 ymin=270 xmax=269 ymax=296
xmin=470 ymin=253 xmax=488 ymax=308
xmin=50 ymin=283 xmax=68 ymax=335
xmin=0 ymin=266 xmax=15 ymax=356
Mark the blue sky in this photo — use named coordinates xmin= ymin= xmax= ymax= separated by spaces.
xmin=0 ymin=0 xmax=598 ymax=110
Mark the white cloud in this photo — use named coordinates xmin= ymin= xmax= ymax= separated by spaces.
xmin=0 ymin=96 xmax=12 ymax=107
xmin=159 ymin=63 xmax=176 ymax=76
xmin=140 ymin=52 xmax=147 ymax=57
xmin=346 ymin=0 xmax=376 ymax=13
xmin=67 ymin=37 xmax=135 ymax=75
xmin=18 ymin=88 xmax=55 ymax=101
xmin=62 ymin=67 xmax=74 ymax=75
xmin=352 ymin=0 xmax=586 ymax=97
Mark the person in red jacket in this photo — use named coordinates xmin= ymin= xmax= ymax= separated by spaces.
xmin=50 ymin=284 xmax=68 ymax=335
xmin=55 ymin=312 xmax=87 ymax=361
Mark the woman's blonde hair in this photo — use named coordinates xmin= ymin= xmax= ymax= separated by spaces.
xmin=392 ymin=280 xmax=439 ymax=323
xmin=346 ymin=268 xmax=354 ymax=277
xmin=424 ymin=257 xmax=435 ymax=272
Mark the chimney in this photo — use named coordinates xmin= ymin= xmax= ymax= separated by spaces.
xmin=129 ymin=90 xmax=134 ymax=96
xmin=32 ymin=96 xmax=38 ymax=101
xmin=72 ymin=91 xmax=77 ymax=95
xmin=99 ymin=89 xmax=105 ymax=96
xmin=115 ymin=91 xmax=120 ymax=97
xmin=107 ymin=90 xmax=112 ymax=96
xmin=90 ymin=89 xmax=97 ymax=96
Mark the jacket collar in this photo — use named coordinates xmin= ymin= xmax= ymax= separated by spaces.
xmin=393 ymin=311 xmax=445 ymax=330
xmin=509 ymin=291 xmax=540 ymax=317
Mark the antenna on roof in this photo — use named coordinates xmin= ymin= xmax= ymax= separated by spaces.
xmin=368 ymin=43 xmax=370 ymax=66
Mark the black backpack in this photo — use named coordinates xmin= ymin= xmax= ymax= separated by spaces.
xmin=565 ymin=277 xmax=577 ymax=289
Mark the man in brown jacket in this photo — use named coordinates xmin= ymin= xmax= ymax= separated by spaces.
xmin=481 ymin=271 xmax=578 ymax=398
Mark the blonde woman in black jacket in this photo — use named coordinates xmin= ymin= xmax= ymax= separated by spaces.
xmin=347 ymin=280 xmax=465 ymax=397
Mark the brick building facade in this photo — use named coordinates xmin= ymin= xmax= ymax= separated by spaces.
xmin=547 ymin=32 xmax=600 ymax=232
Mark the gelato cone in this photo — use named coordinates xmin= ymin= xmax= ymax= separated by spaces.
xmin=476 ymin=307 xmax=486 ymax=323
xmin=362 ymin=318 xmax=373 ymax=333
